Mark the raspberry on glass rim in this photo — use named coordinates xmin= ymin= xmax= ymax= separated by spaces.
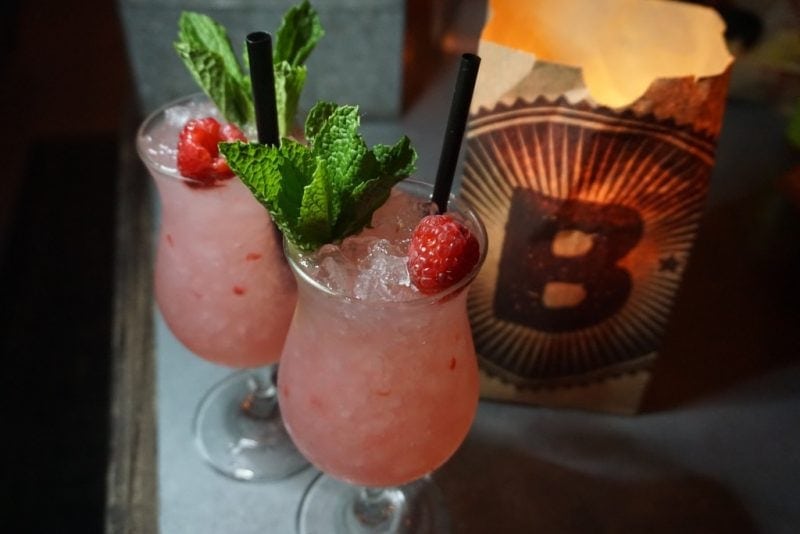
xmin=177 ymin=117 xmax=247 ymax=185
xmin=407 ymin=213 xmax=480 ymax=295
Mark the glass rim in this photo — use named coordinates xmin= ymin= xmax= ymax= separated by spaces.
xmin=136 ymin=92 xmax=216 ymax=185
xmin=284 ymin=179 xmax=488 ymax=306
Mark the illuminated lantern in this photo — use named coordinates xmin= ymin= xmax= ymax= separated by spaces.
xmin=464 ymin=0 xmax=733 ymax=413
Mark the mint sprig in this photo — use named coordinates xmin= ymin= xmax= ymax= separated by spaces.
xmin=220 ymin=103 xmax=417 ymax=251
xmin=174 ymin=13 xmax=253 ymax=126
xmin=265 ymin=0 xmax=324 ymax=136
xmin=174 ymin=1 xmax=323 ymax=135
xmin=274 ymin=0 xmax=325 ymax=67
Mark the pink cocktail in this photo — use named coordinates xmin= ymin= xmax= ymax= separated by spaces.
xmin=279 ymin=180 xmax=487 ymax=533
xmin=137 ymin=94 xmax=306 ymax=480
xmin=153 ymin=153 xmax=295 ymax=369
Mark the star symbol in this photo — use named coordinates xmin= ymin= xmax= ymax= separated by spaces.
xmin=658 ymin=254 xmax=680 ymax=273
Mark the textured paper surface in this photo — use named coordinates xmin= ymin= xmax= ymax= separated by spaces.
xmin=476 ymin=0 xmax=732 ymax=109
xmin=465 ymin=0 xmax=733 ymax=413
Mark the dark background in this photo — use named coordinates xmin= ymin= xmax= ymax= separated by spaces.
xmin=0 ymin=0 xmax=130 ymax=532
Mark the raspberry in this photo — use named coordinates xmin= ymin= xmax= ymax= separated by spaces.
xmin=407 ymin=214 xmax=480 ymax=295
xmin=177 ymin=117 xmax=247 ymax=185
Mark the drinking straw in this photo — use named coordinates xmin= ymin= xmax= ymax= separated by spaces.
xmin=432 ymin=53 xmax=481 ymax=213
xmin=246 ymin=31 xmax=281 ymax=146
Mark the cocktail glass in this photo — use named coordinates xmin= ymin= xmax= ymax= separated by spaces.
xmin=137 ymin=94 xmax=307 ymax=481
xmin=278 ymin=180 xmax=487 ymax=533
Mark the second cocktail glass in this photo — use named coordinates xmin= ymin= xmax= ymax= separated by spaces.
xmin=138 ymin=94 xmax=307 ymax=481
xmin=278 ymin=181 xmax=487 ymax=533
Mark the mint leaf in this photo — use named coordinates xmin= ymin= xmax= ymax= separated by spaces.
xmin=274 ymin=0 xmax=325 ymax=66
xmin=176 ymin=4 xmax=323 ymax=134
xmin=221 ymin=102 xmax=418 ymax=251
xmin=177 ymin=13 xmax=242 ymax=82
xmin=297 ymin=162 xmax=336 ymax=246
xmin=374 ymin=136 xmax=417 ymax=178
xmin=219 ymin=140 xmax=313 ymax=248
xmin=312 ymin=106 xmax=368 ymax=194
xmin=272 ymin=1 xmax=323 ymax=136
xmin=273 ymin=62 xmax=307 ymax=138
xmin=304 ymin=101 xmax=339 ymax=142
xmin=335 ymin=173 xmax=394 ymax=238
xmin=268 ymin=139 xmax=318 ymax=230
xmin=175 ymin=12 xmax=253 ymax=125
xmin=334 ymin=136 xmax=416 ymax=238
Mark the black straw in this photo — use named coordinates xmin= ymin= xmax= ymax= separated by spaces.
xmin=432 ymin=53 xmax=481 ymax=213
xmin=246 ymin=31 xmax=280 ymax=146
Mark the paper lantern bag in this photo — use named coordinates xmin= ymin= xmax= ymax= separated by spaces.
xmin=463 ymin=0 xmax=733 ymax=413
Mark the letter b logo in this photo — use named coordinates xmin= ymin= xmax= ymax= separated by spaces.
xmin=494 ymin=188 xmax=643 ymax=332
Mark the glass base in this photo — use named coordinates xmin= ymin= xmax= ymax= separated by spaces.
xmin=193 ymin=369 xmax=309 ymax=481
xmin=297 ymin=473 xmax=451 ymax=534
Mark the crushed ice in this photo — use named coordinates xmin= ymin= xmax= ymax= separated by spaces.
xmin=303 ymin=190 xmax=435 ymax=302
xmin=353 ymin=239 xmax=413 ymax=301
xmin=165 ymin=105 xmax=194 ymax=128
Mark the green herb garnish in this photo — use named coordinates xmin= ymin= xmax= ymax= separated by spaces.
xmin=174 ymin=13 xmax=252 ymax=126
xmin=220 ymin=102 xmax=418 ymax=251
xmin=271 ymin=0 xmax=324 ymax=137
xmin=174 ymin=1 xmax=323 ymax=134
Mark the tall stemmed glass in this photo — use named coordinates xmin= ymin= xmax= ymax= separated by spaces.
xmin=278 ymin=180 xmax=487 ymax=533
xmin=137 ymin=93 xmax=307 ymax=481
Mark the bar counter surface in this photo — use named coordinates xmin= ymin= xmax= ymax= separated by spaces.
xmin=107 ymin=51 xmax=800 ymax=534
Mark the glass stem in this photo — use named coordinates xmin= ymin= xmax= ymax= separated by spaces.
xmin=239 ymin=366 xmax=278 ymax=419
xmin=349 ymin=486 xmax=405 ymax=531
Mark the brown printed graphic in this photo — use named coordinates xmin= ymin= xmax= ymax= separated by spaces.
xmin=495 ymin=189 xmax=643 ymax=333
xmin=463 ymin=97 xmax=718 ymax=389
